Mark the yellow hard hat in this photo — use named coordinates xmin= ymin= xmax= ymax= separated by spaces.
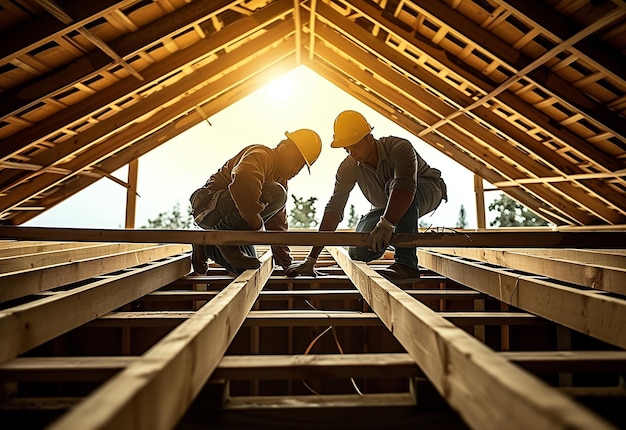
xmin=330 ymin=110 xmax=372 ymax=148
xmin=285 ymin=129 xmax=322 ymax=170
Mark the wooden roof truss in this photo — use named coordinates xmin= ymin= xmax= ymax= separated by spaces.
xmin=0 ymin=0 xmax=624 ymax=226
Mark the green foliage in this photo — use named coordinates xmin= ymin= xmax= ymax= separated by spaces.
xmin=456 ymin=204 xmax=468 ymax=228
xmin=488 ymin=193 xmax=549 ymax=227
xmin=142 ymin=202 xmax=193 ymax=229
xmin=347 ymin=204 xmax=359 ymax=229
xmin=289 ymin=195 xmax=319 ymax=228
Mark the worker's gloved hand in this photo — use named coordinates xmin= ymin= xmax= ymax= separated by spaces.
xmin=284 ymin=256 xmax=318 ymax=277
xmin=367 ymin=216 xmax=394 ymax=253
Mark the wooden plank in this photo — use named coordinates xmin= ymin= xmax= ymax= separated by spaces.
xmin=0 ymin=353 xmax=419 ymax=382
xmin=0 ymin=241 xmax=94 ymax=257
xmin=0 ymin=254 xmax=190 ymax=364
xmin=328 ymin=246 xmax=614 ymax=430
xmin=0 ymin=244 xmax=190 ymax=302
xmin=5 ymin=350 xmax=625 ymax=383
xmin=418 ymin=249 xmax=626 ymax=349
xmin=143 ymin=289 xmax=483 ymax=302
xmin=225 ymin=392 xmax=417 ymax=409
xmin=0 ymin=226 xmax=625 ymax=248
xmin=428 ymin=248 xmax=626 ymax=294
xmin=213 ymin=353 xmax=420 ymax=380
xmin=0 ymin=357 xmax=136 ymax=382
xmin=0 ymin=242 xmax=152 ymax=272
xmin=47 ymin=252 xmax=273 ymax=430
xmin=506 ymin=248 xmax=626 ymax=267
xmin=88 ymin=310 xmax=541 ymax=328
xmin=500 ymin=351 xmax=626 ymax=374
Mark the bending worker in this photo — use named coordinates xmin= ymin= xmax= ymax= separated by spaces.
xmin=190 ymin=129 xmax=322 ymax=275
xmin=285 ymin=110 xmax=447 ymax=281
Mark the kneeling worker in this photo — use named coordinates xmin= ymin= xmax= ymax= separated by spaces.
xmin=190 ymin=129 xmax=322 ymax=275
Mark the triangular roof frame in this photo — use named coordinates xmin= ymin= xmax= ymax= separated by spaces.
xmin=0 ymin=0 xmax=624 ymax=226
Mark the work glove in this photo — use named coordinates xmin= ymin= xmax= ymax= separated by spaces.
xmin=367 ymin=216 xmax=394 ymax=253
xmin=284 ymin=256 xmax=318 ymax=277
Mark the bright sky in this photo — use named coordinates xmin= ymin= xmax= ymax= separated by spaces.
xmin=25 ymin=66 xmax=495 ymax=230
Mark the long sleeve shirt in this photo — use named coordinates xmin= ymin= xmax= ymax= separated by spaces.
xmin=324 ymin=136 xmax=443 ymax=221
xmin=204 ymin=145 xmax=292 ymax=267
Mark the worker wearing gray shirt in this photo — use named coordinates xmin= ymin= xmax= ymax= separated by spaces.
xmin=285 ymin=110 xmax=447 ymax=281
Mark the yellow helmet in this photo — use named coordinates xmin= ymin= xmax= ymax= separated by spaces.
xmin=331 ymin=110 xmax=372 ymax=148
xmin=285 ymin=129 xmax=322 ymax=170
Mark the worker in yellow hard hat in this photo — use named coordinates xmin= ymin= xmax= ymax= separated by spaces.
xmin=285 ymin=110 xmax=447 ymax=281
xmin=189 ymin=128 xmax=322 ymax=275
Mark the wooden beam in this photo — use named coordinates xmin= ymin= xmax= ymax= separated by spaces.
xmin=0 ymin=226 xmax=625 ymax=248
xmin=88 ymin=310 xmax=542 ymax=328
xmin=328 ymin=246 xmax=613 ymax=430
xmin=0 ymin=244 xmax=190 ymax=302
xmin=427 ymin=248 xmax=626 ymax=295
xmin=500 ymin=351 xmax=626 ymax=374
xmin=4 ymin=350 xmax=625 ymax=383
xmin=124 ymin=159 xmax=138 ymax=228
xmin=141 ymin=289 xmax=483 ymax=302
xmin=0 ymin=253 xmax=190 ymax=364
xmin=0 ymin=242 xmax=151 ymax=272
xmin=0 ymin=240 xmax=100 ymax=257
xmin=47 ymin=252 xmax=273 ymax=430
xmin=417 ymin=249 xmax=626 ymax=349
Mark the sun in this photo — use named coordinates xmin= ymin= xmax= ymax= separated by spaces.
xmin=262 ymin=72 xmax=295 ymax=103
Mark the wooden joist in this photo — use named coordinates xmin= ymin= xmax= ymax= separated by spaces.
xmin=85 ymin=310 xmax=542 ymax=328
xmin=142 ymin=289 xmax=483 ymax=301
xmin=328 ymin=246 xmax=615 ymax=430
xmin=427 ymin=247 xmax=626 ymax=294
xmin=46 ymin=252 xmax=274 ymax=430
xmin=1 ymin=230 xmax=624 ymax=430
xmin=417 ymin=249 xmax=626 ymax=349
xmin=0 ymin=243 xmax=190 ymax=302
xmin=0 ymin=253 xmax=190 ymax=363
xmin=4 ymin=351 xmax=626 ymax=383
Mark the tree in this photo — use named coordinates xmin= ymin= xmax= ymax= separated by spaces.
xmin=488 ymin=193 xmax=549 ymax=227
xmin=142 ymin=202 xmax=193 ymax=229
xmin=456 ymin=204 xmax=468 ymax=228
xmin=289 ymin=195 xmax=318 ymax=228
xmin=347 ymin=204 xmax=359 ymax=229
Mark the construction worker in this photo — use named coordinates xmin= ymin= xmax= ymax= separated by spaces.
xmin=190 ymin=129 xmax=322 ymax=275
xmin=285 ymin=111 xmax=447 ymax=281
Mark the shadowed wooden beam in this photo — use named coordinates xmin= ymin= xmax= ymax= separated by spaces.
xmin=47 ymin=252 xmax=273 ymax=430
xmin=417 ymin=249 xmax=626 ymax=349
xmin=328 ymin=246 xmax=614 ymax=430
xmin=0 ymin=226 xmax=625 ymax=248
xmin=86 ymin=310 xmax=542 ymax=328
xmin=140 ymin=289 xmax=483 ymax=302
xmin=4 ymin=351 xmax=626 ymax=382
xmin=0 ymin=253 xmax=190 ymax=364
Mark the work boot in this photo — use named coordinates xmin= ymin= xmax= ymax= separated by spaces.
xmin=377 ymin=262 xmax=421 ymax=282
xmin=191 ymin=244 xmax=208 ymax=275
xmin=216 ymin=245 xmax=260 ymax=270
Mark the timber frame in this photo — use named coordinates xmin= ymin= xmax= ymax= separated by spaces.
xmin=0 ymin=0 xmax=625 ymax=227
xmin=1 ymin=0 xmax=625 ymax=428
xmin=1 ymin=228 xmax=625 ymax=429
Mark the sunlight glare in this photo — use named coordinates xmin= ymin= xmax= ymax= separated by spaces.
xmin=262 ymin=73 xmax=295 ymax=103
